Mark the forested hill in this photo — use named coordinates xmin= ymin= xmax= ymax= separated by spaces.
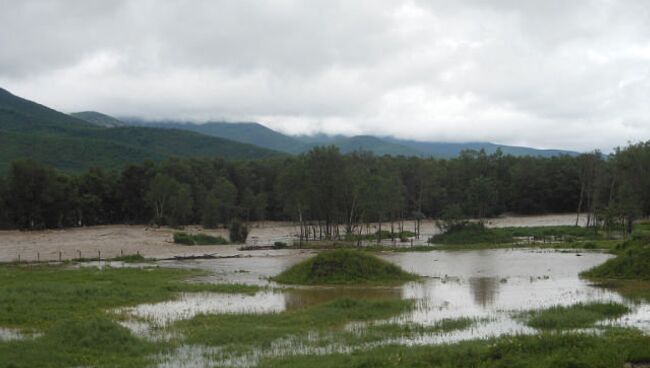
xmin=132 ymin=120 xmax=309 ymax=154
xmin=134 ymin=119 xmax=579 ymax=158
xmin=0 ymin=88 xmax=283 ymax=172
xmin=70 ymin=111 xmax=127 ymax=127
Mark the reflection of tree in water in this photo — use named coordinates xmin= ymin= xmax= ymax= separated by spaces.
xmin=469 ymin=277 xmax=500 ymax=307
xmin=283 ymin=288 xmax=402 ymax=311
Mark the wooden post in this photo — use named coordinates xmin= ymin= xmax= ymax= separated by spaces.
xmin=77 ymin=250 xmax=81 ymax=259
xmin=59 ymin=251 xmax=62 ymax=262
xmin=37 ymin=252 xmax=40 ymax=262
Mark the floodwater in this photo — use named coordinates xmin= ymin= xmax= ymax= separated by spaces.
xmin=117 ymin=247 xmax=650 ymax=367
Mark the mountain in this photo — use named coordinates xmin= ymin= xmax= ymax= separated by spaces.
xmin=383 ymin=137 xmax=579 ymax=158
xmin=131 ymin=120 xmax=307 ymax=154
xmin=70 ymin=111 xmax=127 ymax=127
xmin=140 ymin=118 xmax=580 ymax=158
xmin=0 ymin=88 xmax=283 ymax=172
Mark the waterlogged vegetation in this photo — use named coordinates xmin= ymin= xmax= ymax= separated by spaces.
xmin=259 ymin=330 xmax=650 ymax=368
xmin=521 ymin=302 xmax=631 ymax=330
xmin=173 ymin=231 xmax=229 ymax=245
xmin=0 ymin=240 xmax=649 ymax=367
xmin=272 ymin=249 xmax=417 ymax=285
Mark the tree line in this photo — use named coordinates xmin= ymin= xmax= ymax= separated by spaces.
xmin=1 ymin=143 xmax=649 ymax=237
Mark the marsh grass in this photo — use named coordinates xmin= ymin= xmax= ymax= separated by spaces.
xmin=258 ymin=328 xmax=650 ymax=368
xmin=177 ymin=297 xmax=414 ymax=348
xmin=429 ymin=224 xmax=602 ymax=245
xmin=582 ymin=242 xmax=650 ymax=280
xmin=520 ymin=302 xmax=630 ymax=330
xmin=272 ymin=249 xmax=417 ymax=285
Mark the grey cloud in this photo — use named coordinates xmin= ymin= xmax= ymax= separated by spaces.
xmin=1 ymin=0 xmax=650 ymax=152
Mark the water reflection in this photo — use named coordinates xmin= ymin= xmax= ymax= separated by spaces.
xmin=469 ymin=277 xmax=500 ymax=306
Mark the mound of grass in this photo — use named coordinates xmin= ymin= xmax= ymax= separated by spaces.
xmin=582 ymin=242 xmax=650 ymax=280
xmin=173 ymin=232 xmax=229 ymax=245
xmin=522 ymin=302 xmax=630 ymax=330
xmin=272 ymin=249 xmax=417 ymax=285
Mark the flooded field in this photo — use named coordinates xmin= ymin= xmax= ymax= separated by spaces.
xmin=109 ymin=248 xmax=649 ymax=367
xmin=2 ymin=214 xmax=647 ymax=367
xmin=0 ymin=214 xmax=586 ymax=262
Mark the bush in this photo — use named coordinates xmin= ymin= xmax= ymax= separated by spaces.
xmin=229 ymin=220 xmax=249 ymax=243
xmin=173 ymin=232 xmax=229 ymax=245
xmin=273 ymin=241 xmax=288 ymax=249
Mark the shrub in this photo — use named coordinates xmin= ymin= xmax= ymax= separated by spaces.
xmin=229 ymin=220 xmax=249 ymax=243
xmin=173 ymin=232 xmax=229 ymax=245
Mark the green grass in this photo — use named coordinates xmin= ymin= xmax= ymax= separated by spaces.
xmin=582 ymin=241 xmax=650 ymax=280
xmin=0 ymin=264 xmax=257 ymax=330
xmin=173 ymin=232 xmax=229 ymax=245
xmin=258 ymin=328 xmax=650 ymax=368
xmin=429 ymin=223 xmax=603 ymax=245
xmin=111 ymin=253 xmax=148 ymax=263
xmin=0 ymin=264 xmax=261 ymax=367
xmin=520 ymin=302 xmax=631 ymax=330
xmin=177 ymin=298 xmax=414 ymax=349
xmin=272 ymin=249 xmax=417 ymax=285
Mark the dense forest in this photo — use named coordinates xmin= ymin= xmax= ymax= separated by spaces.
xmin=1 ymin=142 xmax=650 ymax=236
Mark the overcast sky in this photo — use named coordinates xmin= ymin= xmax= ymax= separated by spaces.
xmin=2 ymin=0 xmax=650 ymax=152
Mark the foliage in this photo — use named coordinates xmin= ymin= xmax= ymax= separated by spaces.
xmin=272 ymin=249 xmax=417 ymax=285
xmin=229 ymin=219 xmax=249 ymax=243
xmin=173 ymin=232 xmax=229 ymax=245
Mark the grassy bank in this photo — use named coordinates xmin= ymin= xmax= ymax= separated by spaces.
xmin=272 ymin=249 xmax=417 ymax=285
xmin=520 ymin=302 xmax=630 ymax=330
xmin=429 ymin=223 xmax=603 ymax=245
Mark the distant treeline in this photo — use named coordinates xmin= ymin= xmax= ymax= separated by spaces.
xmin=1 ymin=143 xmax=649 ymax=235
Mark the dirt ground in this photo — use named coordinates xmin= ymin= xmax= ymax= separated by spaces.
xmin=0 ymin=214 xmax=584 ymax=263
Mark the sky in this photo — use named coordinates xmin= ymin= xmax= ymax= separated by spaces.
xmin=1 ymin=0 xmax=650 ymax=152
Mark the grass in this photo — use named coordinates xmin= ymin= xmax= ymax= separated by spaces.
xmin=0 ymin=264 xmax=258 ymax=330
xmin=582 ymin=241 xmax=650 ymax=280
xmin=258 ymin=328 xmax=650 ymax=368
xmin=173 ymin=231 xmax=229 ymax=245
xmin=0 ymin=264 xmax=261 ymax=367
xmin=111 ymin=253 xmax=148 ymax=263
xmin=177 ymin=298 xmax=414 ymax=349
xmin=520 ymin=302 xmax=630 ymax=330
xmin=429 ymin=223 xmax=603 ymax=246
xmin=272 ymin=249 xmax=418 ymax=285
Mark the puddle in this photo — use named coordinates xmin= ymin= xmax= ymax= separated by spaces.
xmin=0 ymin=327 xmax=28 ymax=341
xmin=119 ymin=291 xmax=287 ymax=326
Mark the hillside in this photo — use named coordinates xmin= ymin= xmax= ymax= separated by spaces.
xmin=133 ymin=120 xmax=307 ymax=154
xmin=132 ymin=118 xmax=579 ymax=158
xmin=0 ymin=88 xmax=283 ymax=172
xmin=70 ymin=111 xmax=127 ymax=127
